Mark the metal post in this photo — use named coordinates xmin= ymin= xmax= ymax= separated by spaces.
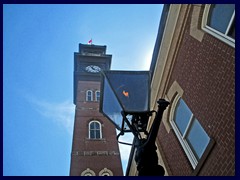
xmin=134 ymin=99 xmax=169 ymax=176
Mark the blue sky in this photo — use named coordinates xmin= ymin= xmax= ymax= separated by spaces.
xmin=3 ymin=4 xmax=163 ymax=176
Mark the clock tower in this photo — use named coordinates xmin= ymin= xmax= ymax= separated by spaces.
xmin=70 ymin=43 xmax=123 ymax=176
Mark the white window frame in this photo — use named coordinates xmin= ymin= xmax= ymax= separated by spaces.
xmin=202 ymin=4 xmax=235 ymax=48
xmin=89 ymin=120 xmax=102 ymax=139
xmin=170 ymin=95 xmax=210 ymax=169
xmin=86 ymin=90 xmax=93 ymax=101
xmin=95 ymin=90 xmax=100 ymax=101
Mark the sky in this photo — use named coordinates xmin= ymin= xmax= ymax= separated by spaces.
xmin=3 ymin=4 xmax=163 ymax=176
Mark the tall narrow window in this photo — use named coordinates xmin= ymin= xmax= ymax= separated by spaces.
xmin=202 ymin=4 xmax=235 ymax=47
xmin=95 ymin=90 xmax=100 ymax=101
xmin=170 ymin=96 xmax=210 ymax=168
xmin=89 ymin=121 xmax=102 ymax=139
xmin=86 ymin=90 xmax=93 ymax=101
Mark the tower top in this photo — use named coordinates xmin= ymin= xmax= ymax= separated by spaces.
xmin=79 ymin=43 xmax=107 ymax=56
xmin=73 ymin=43 xmax=112 ymax=104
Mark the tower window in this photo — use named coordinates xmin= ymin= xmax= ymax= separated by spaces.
xmin=89 ymin=121 xmax=102 ymax=139
xmin=95 ymin=91 xmax=100 ymax=101
xmin=86 ymin=90 xmax=93 ymax=101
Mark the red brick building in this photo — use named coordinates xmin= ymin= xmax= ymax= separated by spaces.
xmin=127 ymin=4 xmax=235 ymax=176
xmin=70 ymin=44 xmax=123 ymax=176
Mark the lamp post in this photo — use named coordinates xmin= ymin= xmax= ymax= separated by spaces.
xmin=99 ymin=70 xmax=169 ymax=176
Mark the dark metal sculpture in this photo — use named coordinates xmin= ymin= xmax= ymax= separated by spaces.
xmin=120 ymin=99 xmax=169 ymax=176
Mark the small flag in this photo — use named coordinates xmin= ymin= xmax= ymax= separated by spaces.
xmin=88 ymin=39 xmax=92 ymax=44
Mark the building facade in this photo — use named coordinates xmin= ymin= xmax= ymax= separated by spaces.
xmin=127 ymin=4 xmax=235 ymax=176
xmin=70 ymin=44 xmax=123 ymax=176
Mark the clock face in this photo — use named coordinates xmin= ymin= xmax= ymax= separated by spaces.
xmin=85 ymin=65 xmax=101 ymax=73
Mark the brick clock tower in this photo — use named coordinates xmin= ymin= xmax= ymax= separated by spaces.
xmin=69 ymin=43 xmax=123 ymax=176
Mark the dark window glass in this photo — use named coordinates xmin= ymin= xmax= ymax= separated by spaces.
xmin=186 ymin=118 xmax=210 ymax=160
xmin=95 ymin=122 xmax=100 ymax=129
xmin=87 ymin=91 xmax=92 ymax=101
xmin=228 ymin=17 xmax=235 ymax=39
xmin=90 ymin=122 xmax=95 ymax=129
xmin=96 ymin=91 xmax=100 ymax=101
xmin=90 ymin=130 xmax=95 ymax=139
xmin=207 ymin=4 xmax=235 ymax=34
xmin=96 ymin=131 xmax=100 ymax=139
xmin=174 ymin=99 xmax=192 ymax=135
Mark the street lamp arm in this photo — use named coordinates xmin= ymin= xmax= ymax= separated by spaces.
xmin=145 ymin=99 xmax=170 ymax=147
xmin=134 ymin=99 xmax=169 ymax=176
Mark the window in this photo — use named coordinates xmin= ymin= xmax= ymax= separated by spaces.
xmin=86 ymin=90 xmax=93 ymax=101
xmin=170 ymin=96 xmax=210 ymax=168
xmin=89 ymin=121 xmax=102 ymax=139
xmin=95 ymin=90 xmax=100 ymax=101
xmin=202 ymin=4 xmax=235 ymax=47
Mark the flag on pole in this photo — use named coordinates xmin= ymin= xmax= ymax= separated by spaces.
xmin=88 ymin=39 xmax=92 ymax=44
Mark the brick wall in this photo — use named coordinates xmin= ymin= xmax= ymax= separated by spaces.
xmin=158 ymin=6 xmax=235 ymax=176
xmin=70 ymin=81 xmax=123 ymax=176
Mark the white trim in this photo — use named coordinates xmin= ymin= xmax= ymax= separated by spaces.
xmin=182 ymin=114 xmax=194 ymax=139
xmin=201 ymin=4 xmax=235 ymax=48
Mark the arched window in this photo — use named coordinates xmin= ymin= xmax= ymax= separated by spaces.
xmin=86 ymin=90 xmax=93 ymax=101
xmin=89 ymin=121 xmax=102 ymax=139
xmin=95 ymin=90 xmax=100 ymax=101
xmin=170 ymin=96 xmax=210 ymax=169
xmin=202 ymin=4 xmax=235 ymax=47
